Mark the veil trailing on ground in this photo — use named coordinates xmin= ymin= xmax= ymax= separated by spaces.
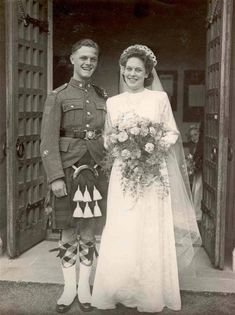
xmin=119 ymin=68 xmax=202 ymax=272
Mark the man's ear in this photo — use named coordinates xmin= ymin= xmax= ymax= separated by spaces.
xmin=70 ymin=55 xmax=74 ymax=65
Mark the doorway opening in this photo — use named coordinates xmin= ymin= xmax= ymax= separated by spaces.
xmin=51 ymin=0 xmax=209 ymax=258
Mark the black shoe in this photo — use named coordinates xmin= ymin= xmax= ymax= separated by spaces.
xmin=56 ymin=297 xmax=76 ymax=313
xmin=77 ymin=299 xmax=94 ymax=312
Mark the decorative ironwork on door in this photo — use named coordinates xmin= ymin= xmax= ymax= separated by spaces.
xmin=6 ymin=0 xmax=49 ymax=257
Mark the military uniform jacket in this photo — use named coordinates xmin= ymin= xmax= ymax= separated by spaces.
xmin=40 ymin=78 xmax=107 ymax=183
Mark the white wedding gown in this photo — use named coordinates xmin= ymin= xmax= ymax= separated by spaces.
xmin=91 ymin=89 xmax=182 ymax=312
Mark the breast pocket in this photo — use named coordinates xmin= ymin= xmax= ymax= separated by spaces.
xmin=61 ymin=99 xmax=84 ymax=127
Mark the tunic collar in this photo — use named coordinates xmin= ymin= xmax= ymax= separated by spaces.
xmin=69 ymin=78 xmax=91 ymax=90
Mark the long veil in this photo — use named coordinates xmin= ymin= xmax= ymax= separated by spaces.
xmin=119 ymin=69 xmax=202 ymax=272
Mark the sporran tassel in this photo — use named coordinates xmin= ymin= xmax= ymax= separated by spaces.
xmin=93 ymin=186 xmax=102 ymax=200
xmin=94 ymin=201 xmax=102 ymax=217
xmin=83 ymin=203 xmax=93 ymax=218
xmin=73 ymin=186 xmax=85 ymax=202
xmin=83 ymin=186 xmax=92 ymax=202
xmin=73 ymin=203 xmax=84 ymax=218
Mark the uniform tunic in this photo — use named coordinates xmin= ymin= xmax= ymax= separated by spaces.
xmin=40 ymin=78 xmax=108 ymax=229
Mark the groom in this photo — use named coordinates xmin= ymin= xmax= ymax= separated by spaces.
xmin=40 ymin=39 xmax=107 ymax=313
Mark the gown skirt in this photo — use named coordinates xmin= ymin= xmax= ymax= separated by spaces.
xmin=91 ymin=159 xmax=181 ymax=313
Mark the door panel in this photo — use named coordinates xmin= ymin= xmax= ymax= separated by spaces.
xmin=201 ymin=0 xmax=233 ymax=268
xmin=6 ymin=0 xmax=49 ymax=257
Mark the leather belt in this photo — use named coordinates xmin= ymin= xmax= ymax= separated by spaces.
xmin=60 ymin=128 xmax=102 ymax=140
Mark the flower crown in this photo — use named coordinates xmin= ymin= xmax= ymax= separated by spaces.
xmin=120 ymin=44 xmax=157 ymax=67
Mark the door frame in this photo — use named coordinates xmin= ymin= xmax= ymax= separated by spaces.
xmin=5 ymin=0 xmax=19 ymax=257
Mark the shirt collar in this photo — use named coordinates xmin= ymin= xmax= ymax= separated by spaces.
xmin=69 ymin=78 xmax=91 ymax=90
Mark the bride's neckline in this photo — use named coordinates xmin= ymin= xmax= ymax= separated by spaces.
xmin=125 ymin=88 xmax=147 ymax=96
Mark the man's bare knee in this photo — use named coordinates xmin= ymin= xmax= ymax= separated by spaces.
xmin=61 ymin=227 xmax=78 ymax=242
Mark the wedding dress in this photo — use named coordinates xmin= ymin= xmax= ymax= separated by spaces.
xmin=91 ymin=89 xmax=201 ymax=313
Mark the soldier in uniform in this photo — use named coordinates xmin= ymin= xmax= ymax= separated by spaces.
xmin=40 ymin=39 xmax=107 ymax=313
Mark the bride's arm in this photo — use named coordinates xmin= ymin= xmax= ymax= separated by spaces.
xmin=160 ymin=93 xmax=179 ymax=147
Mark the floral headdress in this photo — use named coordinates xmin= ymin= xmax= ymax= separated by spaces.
xmin=120 ymin=44 xmax=158 ymax=67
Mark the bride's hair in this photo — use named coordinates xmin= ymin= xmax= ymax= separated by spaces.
xmin=119 ymin=45 xmax=156 ymax=86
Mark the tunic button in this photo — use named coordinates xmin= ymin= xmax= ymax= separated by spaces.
xmin=86 ymin=100 xmax=89 ymax=103
xmin=86 ymin=124 xmax=90 ymax=128
xmin=87 ymin=111 xmax=91 ymax=115
xmin=87 ymin=84 xmax=91 ymax=88
xmin=85 ymin=89 xmax=88 ymax=92
xmin=71 ymin=105 xmax=74 ymax=108
xmin=79 ymin=83 xmax=82 ymax=87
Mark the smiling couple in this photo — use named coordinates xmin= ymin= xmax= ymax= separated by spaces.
xmin=41 ymin=39 xmax=201 ymax=313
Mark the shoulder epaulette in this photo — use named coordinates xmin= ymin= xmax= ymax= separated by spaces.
xmin=92 ymin=84 xmax=108 ymax=99
xmin=51 ymin=83 xmax=68 ymax=94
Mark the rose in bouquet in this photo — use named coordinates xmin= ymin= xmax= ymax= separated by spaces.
xmin=103 ymin=111 xmax=170 ymax=199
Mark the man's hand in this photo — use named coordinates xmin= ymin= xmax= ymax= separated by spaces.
xmin=51 ymin=179 xmax=67 ymax=198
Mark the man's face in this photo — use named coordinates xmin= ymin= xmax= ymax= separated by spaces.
xmin=70 ymin=46 xmax=98 ymax=81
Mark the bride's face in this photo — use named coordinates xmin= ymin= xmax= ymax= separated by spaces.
xmin=123 ymin=57 xmax=148 ymax=92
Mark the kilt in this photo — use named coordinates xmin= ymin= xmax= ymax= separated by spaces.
xmin=51 ymin=152 xmax=108 ymax=231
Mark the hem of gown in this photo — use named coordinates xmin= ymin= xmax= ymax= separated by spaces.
xmin=137 ymin=305 xmax=181 ymax=313
xmin=92 ymin=302 xmax=181 ymax=313
xmin=91 ymin=304 xmax=116 ymax=310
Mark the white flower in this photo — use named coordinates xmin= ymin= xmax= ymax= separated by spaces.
xmin=140 ymin=127 xmax=149 ymax=136
xmin=155 ymin=130 xmax=163 ymax=141
xmin=130 ymin=127 xmax=140 ymax=135
xmin=140 ymin=118 xmax=150 ymax=128
xmin=121 ymin=149 xmax=131 ymax=160
xmin=133 ymin=166 xmax=139 ymax=174
xmin=117 ymin=131 xmax=128 ymax=142
xmin=117 ymin=112 xmax=139 ymax=130
xmin=109 ymin=134 xmax=118 ymax=143
xmin=145 ymin=143 xmax=155 ymax=153
xmin=159 ymin=138 xmax=170 ymax=149
xmin=149 ymin=127 xmax=157 ymax=136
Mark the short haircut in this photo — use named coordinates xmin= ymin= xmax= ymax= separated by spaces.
xmin=71 ymin=39 xmax=100 ymax=55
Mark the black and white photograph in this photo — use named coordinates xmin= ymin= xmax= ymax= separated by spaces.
xmin=0 ymin=0 xmax=235 ymax=314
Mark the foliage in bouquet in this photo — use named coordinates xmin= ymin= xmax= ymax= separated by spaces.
xmin=103 ymin=111 xmax=170 ymax=199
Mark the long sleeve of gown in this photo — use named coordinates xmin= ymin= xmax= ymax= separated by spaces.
xmin=103 ymin=98 xmax=113 ymax=149
xmin=161 ymin=93 xmax=179 ymax=147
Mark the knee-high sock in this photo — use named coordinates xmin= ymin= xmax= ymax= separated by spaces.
xmin=57 ymin=264 xmax=77 ymax=306
xmin=77 ymin=263 xmax=92 ymax=303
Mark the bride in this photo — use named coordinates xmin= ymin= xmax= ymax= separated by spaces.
xmin=91 ymin=45 xmax=201 ymax=313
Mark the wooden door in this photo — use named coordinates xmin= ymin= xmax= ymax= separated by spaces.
xmin=201 ymin=0 xmax=233 ymax=268
xmin=5 ymin=0 xmax=50 ymax=257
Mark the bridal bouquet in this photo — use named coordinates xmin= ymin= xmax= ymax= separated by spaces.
xmin=103 ymin=111 xmax=170 ymax=199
